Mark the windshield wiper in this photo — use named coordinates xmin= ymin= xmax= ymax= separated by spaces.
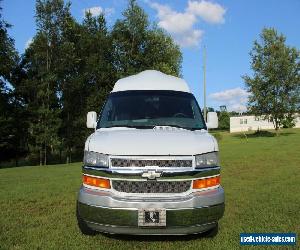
xmin=102 ymin=124 xmax=204 ymax=131
xmin=104 ymin=125 xmax=154 ymax=129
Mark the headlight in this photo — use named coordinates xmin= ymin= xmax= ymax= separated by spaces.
xmin=84 ymin=151 xmax=109 ymax=168
xmin=195 ymin=152 xmax=219 ymax=168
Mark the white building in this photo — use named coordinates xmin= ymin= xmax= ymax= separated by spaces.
xmin=230 ymin=115 xmax=300 ymax=133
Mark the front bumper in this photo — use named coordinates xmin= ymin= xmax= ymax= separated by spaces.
xmin=77 ymin=185 xmax=225 ymax=235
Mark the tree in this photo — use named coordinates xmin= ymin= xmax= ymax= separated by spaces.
xmin=0 ymin=2 xmax=18 ymax=87
xmin=0 ymin=1 xmax=27 ymax=167
xmin=281 ymin=114 xmax=296 ymax=128
xmin=57 ymin=11 xmax=86 ymax=163
xmin=58 ymin=11 xmax=114 ymax=163
xmin=81 ymin=12 xmax=115 ymax=111
xmin=112 ymin=0 xmax=181 ymax=78
xmin=243 ymin=28 xmax=300 ymax=130
xmin=218 ymin=111 xmax=230 ymax=130
xmin=144 ymin=28 xmax=182 ymax=76
xmin=20 ymin=0 xmax=71 ymax=165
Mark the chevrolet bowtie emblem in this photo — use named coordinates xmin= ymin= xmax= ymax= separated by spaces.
xmin=142 ymin=170 xmax=162 ymax=180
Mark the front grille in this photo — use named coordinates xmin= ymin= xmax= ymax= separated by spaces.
xmin=111 ymin=158 xmax=192 ymax=168
xmin=112 ymin=180 xmax=191 ymax=193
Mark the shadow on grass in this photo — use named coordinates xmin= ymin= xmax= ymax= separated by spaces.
xmin=102 ymin=229 xmax=217 ymax=242
xmin=233 ymin=130 xmax=295 ymax=139
xmin=278 ymin=132 xmax=296 ymax=136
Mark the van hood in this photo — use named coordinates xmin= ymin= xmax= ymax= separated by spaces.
xmin=86 ymin=128 xmax=218 ymax=156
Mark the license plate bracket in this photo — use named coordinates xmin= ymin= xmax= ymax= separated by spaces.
xmin=138 ymin=208 xmax=166 ymax=227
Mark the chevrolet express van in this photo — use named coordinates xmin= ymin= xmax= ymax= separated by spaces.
xmin=77 ymin=70 xmax=224 ymax=235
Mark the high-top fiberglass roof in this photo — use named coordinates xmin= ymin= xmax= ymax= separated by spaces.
xmin=112 ymin=70 xmax=191 ymax=93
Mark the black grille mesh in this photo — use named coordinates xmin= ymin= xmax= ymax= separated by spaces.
xmin=112 ymin=180 xmax=191 ymax=193
xmin=111 ymin=158 xmax=192 ymax=168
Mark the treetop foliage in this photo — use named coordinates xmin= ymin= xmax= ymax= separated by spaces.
xmin=244 ymin=28 xmax=300 ymax=130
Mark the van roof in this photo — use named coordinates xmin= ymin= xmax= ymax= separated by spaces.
xmin=111 ymin=70 xmax=191 ymax=93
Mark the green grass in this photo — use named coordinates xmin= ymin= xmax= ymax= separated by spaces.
xmin=1 ymin=129 xmax=299 ymax=250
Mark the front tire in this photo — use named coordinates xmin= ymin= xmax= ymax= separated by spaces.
xmin=76 ymin=204 xmax=97 ymax=236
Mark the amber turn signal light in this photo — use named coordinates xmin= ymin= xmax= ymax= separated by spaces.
xmin=192 ymin=176 xmax=220 ymax=189
xmin=83 ymin=175 xmax=111 ymax=189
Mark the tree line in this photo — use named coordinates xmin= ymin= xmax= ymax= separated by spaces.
xmin=1 ymin=0 xmax=299 ymax=167
xmin=0 ymin=0 xmax=182 ymax=167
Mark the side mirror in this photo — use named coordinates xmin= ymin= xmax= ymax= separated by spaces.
xmin=206 ymin=112 xmax=218 ymax=129
xmin=87 ymin=111 xmax=97 ymax=129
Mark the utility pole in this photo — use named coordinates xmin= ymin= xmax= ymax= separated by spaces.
xmin=203 ymin=45 xmax=207 ymax=122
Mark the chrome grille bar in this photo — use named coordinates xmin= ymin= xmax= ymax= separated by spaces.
xmin=111 ymin=158 xmax=192 ymax=168
xmin=112 ymin=180 xmax=191 ymax=193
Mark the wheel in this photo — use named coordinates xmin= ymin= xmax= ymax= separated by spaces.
xmin=202 ymin=223 xmax=219 ymax=238
xmin=76 ymin=205 xmax=97 ymax=236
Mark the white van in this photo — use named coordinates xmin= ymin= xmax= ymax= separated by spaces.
xmin=77 ymin=70 xmax=224 ymax=235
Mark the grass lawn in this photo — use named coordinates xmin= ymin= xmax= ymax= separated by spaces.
xmin=0 ymin=129 xmax=299 ymax=249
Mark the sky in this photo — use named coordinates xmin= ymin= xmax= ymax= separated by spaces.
xmin=2 ymin=0 xmax=300 ymax=112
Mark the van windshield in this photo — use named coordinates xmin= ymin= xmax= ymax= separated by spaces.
xmin=97 ymin=90 xmax=206 ymax=130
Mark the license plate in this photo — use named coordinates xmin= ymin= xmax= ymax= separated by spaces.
xmin=138 ymin=209 xmax=166 ymax=227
